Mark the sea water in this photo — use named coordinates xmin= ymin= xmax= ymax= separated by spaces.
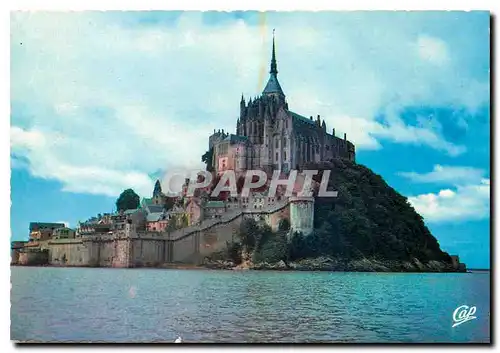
xmin=10 ymin=267 xmax=490 ymax=343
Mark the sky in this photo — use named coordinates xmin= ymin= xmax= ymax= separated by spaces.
xmin=10 ymin=11 xmax=490 ymax=268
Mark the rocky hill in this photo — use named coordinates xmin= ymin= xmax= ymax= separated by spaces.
xmin=204 ymin=158 xmax=464 ymax=272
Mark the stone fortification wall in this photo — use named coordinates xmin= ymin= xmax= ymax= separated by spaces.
xmin=16 ymin=200 xmax=293 ymax=268
xmin=18 ymin=250 xmax=49 ymax=266
xmin=130 ymin=237 xmax=166 ymax=267
xmin=169 ymin=208 xmax=244 ymax=264
xmin=48 ymin=239 xmax=89 ymax=266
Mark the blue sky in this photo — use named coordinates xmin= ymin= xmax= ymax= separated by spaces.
xmin=10 ymin=11 xmax=490 ymax=268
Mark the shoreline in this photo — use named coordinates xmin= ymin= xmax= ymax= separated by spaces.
xmin=11 ymin=258 xmax=468 ymax=273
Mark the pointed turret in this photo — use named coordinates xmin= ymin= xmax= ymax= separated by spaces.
xmin=153 ymin=179 xmax=162 ymax=197
xmin=240 ymin=94 xmax=246 ymax=119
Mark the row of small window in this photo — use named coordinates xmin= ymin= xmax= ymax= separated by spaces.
xmin=235 ymin=204 xmax=266 ymax=209
xmin=326 ymin=144 xmax=342 ymax=152
xmin=276 ymin=140 xmax=339 ymax=154
xmin=244 ymin=119 xmax=289 ymax=134
xmin=241 ymin=197 xmax=277 ymax=203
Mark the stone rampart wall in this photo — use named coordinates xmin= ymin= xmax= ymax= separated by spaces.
xmin=18 ymin=250 xmax=49 ymax=266
xmin=14 ymin=201 xmax=293 ymax=267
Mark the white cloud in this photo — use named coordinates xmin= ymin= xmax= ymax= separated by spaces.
xmin=416 ymin=35 xmax=450 ymax=65
xmin=10 ymin=12 xmax=489 ymax=197
xmin=10 ymin=126 xmax=46 ymax=150
xmin=402 ymin=164 xmax=490 ymax=223
xmin=399 ymin=164 xmax=487 ymax=185
xmin=10 ymin=126 xmax=156 ymax=197
xmin=408 ymin=179 xmax=490 ymax=223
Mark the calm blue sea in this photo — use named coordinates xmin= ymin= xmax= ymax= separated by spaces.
xmin=10 ymin=267 xmax=490 ymax=343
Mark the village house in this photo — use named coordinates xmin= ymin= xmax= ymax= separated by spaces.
xmin=111 ymin=208 xmax=146 ymax=231
xmin=29 ymin=222 xmax=66 ymax=242
xmin=52 ymin=227 xmax=76 ymax=240
xmin=76 ymin=221 xmax=112 ymax=236
xmin=145 ymin=212 xmax=168 ymax=232
xmin=203 ymin=201 xmax=226 ymax=219
xmin=185 ymin=198 xmax=203 ymax=226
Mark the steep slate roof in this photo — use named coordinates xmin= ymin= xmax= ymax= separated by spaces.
xmin=124 ymin=208 xmax=139 ymax=215
xmin=263 ymin=74 xmax=284 ymax=96
xmin=224 ymin=134 xmax=249 ymax=144
xmin=146 ymin=213 xmax=164 ymax=222
xmin=145 ymin=204 xmax=164 ymax=214
xmin=289 ymin=111 xmax=329 ymax=142
xmin=29 ymin=222 xmax=65 ymax=231
xmin=290 ymin=111 xmax=316 ymax=126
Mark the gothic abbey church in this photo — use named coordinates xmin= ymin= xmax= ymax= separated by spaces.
xmin=208 ymin=34 xmax=356 ymax=175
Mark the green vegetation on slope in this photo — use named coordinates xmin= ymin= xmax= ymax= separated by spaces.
xmin=296 ymin=158 xmax=451 ymax=263
xmin=208 ymin=158 xmax=453 ymax=269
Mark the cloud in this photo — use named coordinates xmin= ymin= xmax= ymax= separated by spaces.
xmin=401 ymin=164 xmax=490 ymax=223
xmin=10 ymin=12 xmax=489 ymax=197
xmin=416 ymin=35 xmax=450 ymax=65
xmin=10 ymin=126 xmax=156 ymax=197
xmin=407 ymin=179 xmax=490 ymax=223
xmin=399 ymin=164 xmax=487 ymax=185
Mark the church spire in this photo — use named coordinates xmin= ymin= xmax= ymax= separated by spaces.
xmin=270 ymin=29 xmax=278 ymax=75
xmin=262 ymin=29 xmax=285 ymax=98
xmin=153 ymin=179 xmax=162 ymax=197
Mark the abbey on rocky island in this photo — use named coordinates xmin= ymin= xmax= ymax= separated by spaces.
xmin=12 ymin=33 xmax=358 ymax=269
xmin=208 ymin=33 xmax=356 ymax=175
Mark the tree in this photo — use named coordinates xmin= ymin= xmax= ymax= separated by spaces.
xmin=239 ymin=218 xmax=260 ymax=252
xmin=166 ymin=215 xmax=179 ymax=232
xmin=278 ymin=218 xmax=291 ymax=232
xmin=253 ymin=232 xmax=288 ymax=264
xmin=116 ymin=189 xmax=140 ymax=212
xmin=201 ymin=148 xmax=214 ymax=172
xmin=164 ymin=197 xmax=176 ymax=211
xmin=181 ymin=214 xmax=189 ymax=228
xmin=226 ymin=241 xmax=242 ymax=264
